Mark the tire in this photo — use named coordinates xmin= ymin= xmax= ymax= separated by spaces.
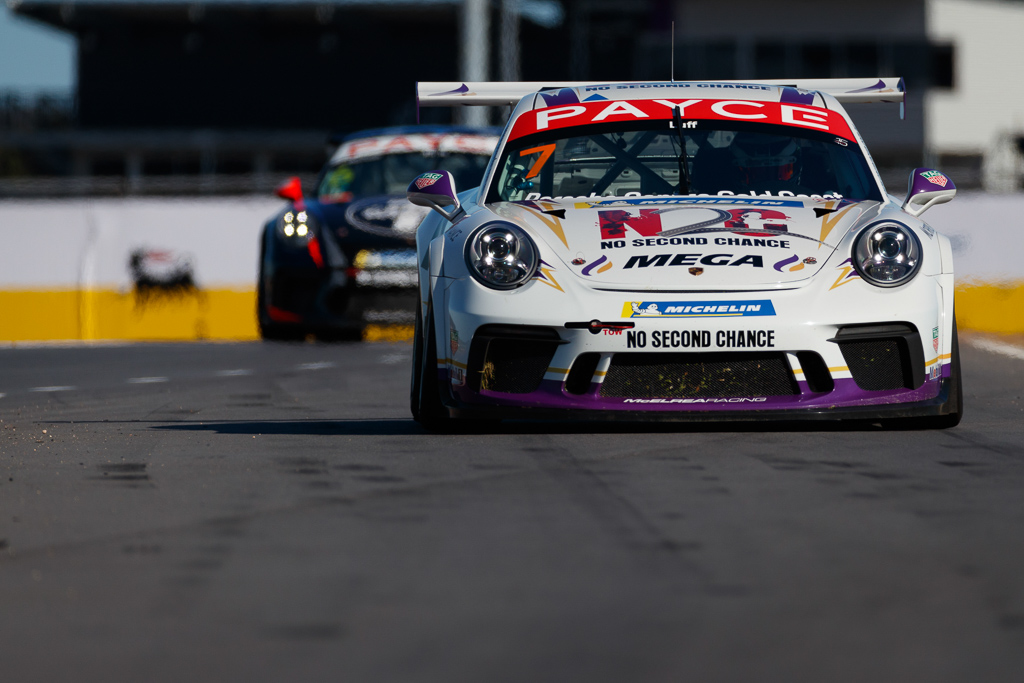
xmin=410 ymin=304 xmax=424 ymax=422
xmin=414 ymin=303 xmax=452 ymax=431
xmin=901 ymin=316 xmax=963 ymax=429
xmin=933 ymin=316 xmax=964 ymax=428
xmin=257 ymin=242 xmax=306 ymax=342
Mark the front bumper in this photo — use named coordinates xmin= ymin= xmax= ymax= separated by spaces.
xmin=434 ymin=269 xmax=956 ymax=422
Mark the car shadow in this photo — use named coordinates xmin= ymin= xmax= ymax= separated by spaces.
xmin=141 ymin=417 xmax=897 ymax=436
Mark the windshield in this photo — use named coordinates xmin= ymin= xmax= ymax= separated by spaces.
xmin=318 ymin=152 xmax=490 ymax=203
xmin=487 ymin=120 xmax=883 ymax=203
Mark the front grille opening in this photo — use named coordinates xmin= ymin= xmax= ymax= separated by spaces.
xmin=796 ymin=351 xmax=834 ymax=393
xmin=600 ymin=352 xmax=798 ymax=399
xmin=565 ymin=353 xmax=601 ymax=395
xmin=467 ymin=326 xmax=562 ymax=395
xmin=478 ymin=339 xmax=558 ymax=394
xmin=838 ymin=339 xmax=915 ymax=391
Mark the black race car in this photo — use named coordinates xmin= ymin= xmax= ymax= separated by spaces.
xmin=258 ymin=125 xmax=498 ymax=339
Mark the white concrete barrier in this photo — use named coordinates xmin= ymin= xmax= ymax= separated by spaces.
xmin=0 ymin=197 xmax=282 ymax=341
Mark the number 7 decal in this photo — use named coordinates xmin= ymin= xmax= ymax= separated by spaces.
xmin=519 ymin=143 xmax=557 ymax=179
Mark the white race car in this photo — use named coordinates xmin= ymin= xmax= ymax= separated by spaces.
xmin=407 ymin=78 xmax=961 ymax=430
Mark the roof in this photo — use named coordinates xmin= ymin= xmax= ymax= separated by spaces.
xmin=336 ymin=124 xmax=503 ymax=145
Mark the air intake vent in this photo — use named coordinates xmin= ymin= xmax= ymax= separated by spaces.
xmin=831 ymin=323 xmax=924 ymax=391
xmin=600 ymin=352 xmax=798 ymax=399
xmin=469 ymin=325 xmax=563 ymax=395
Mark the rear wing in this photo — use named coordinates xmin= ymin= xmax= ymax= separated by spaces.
xmin=418 ymin=77 xmax=905 ymax=109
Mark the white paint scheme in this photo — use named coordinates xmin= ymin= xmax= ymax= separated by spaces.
xmin=414 ymin=80 xmax=962 ymax=423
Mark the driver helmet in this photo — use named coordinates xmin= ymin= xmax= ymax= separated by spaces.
xmin=731 ymin=133 xmax=800 ymax=184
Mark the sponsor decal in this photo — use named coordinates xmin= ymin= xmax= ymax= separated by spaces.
xmin=450 ymin=321 xmax=459 ymax=355
xmin=449 ymin=364 xmax=466 ymax=387
xmin=509 ymin=99 xmax=856 ymax=141
xmin=597 ymin=207 xmax=790 ymax=245
xmin=414 ymin=172 xmax=444 ymax=190
xmin=624 ymin=300 xmax=776 ymax=318
xmin=835 ymin=138 xmax=848 ymax=146
xmin=929 ymin=364 xmax=941 ymax=380
xmin=604 ymin=235 xmax=792 ymax=251
xmin=803 ymin=257 xmax=817 ymax=264
xmin=625 ymin=328 xmax=776 ymax=349
xmin=622 ymin=397 xmax=768 ymax=404
xmin=921 ymin=170 xmax=949 ymax=187
xmin=571 ymin=257 xmax=586 ymax=265
xmin=689 ymin=267 xmax=703 ymax=276
xmin=623 ymin=253 xmax=764 ymax=269
xmin=580 ymin=196 xmax=807 ymax=209
xmin=933 ymin=327 xmax=939 ymax=353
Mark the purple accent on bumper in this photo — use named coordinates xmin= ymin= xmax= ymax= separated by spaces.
xmin=780 ymin=87 xmax=815 ymax=105
xmin=449 ymin=366 xmax=948 ymax=414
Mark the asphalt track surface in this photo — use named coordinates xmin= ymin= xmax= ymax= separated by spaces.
xmin=2 ymin=338 xmax=1024 ymax=682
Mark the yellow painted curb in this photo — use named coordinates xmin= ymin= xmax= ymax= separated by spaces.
xmin=955 ymin=281 xmax=1024 ymax=336
xmin=0 ymin=288 xmax=258 ymax=342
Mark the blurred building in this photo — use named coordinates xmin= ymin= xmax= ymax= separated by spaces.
xmin=3 ymin=0 xmax=1022 ymax=195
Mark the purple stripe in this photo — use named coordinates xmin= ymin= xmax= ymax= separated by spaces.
xmin=580 ymin=255 xmax=608 ymax=277
xmin=451 ymin=373 xmax=946 ymax=413
xmin=773 ymin=254 xmax=799 ymax=272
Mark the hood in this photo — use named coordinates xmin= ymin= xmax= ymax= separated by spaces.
xmin=492 ymin=197 xmax=878 ymax=290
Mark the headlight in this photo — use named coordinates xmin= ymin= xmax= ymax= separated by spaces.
xmin=277 ymin=209 xmax=316 ymax=243
xmin=465 ymin=222 xmax=539 ymax=290
xmin=852 ymin=221 xmax=922 ymax=287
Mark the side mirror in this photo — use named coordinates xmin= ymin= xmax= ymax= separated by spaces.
xmin=902 ymin=168 xmax=956 ymax=217
xmin=276 ymin=176 xmax=304 ymax=202
xmin=407 ymin=171 xmax=462 ymax=222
